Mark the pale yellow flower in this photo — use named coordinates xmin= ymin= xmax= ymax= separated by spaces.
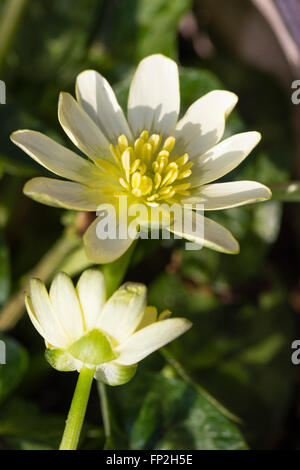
xmin=25 ymin=269 xmax=191 ymax=385
xmin=11 ymin=54 xmax=271 ymax=263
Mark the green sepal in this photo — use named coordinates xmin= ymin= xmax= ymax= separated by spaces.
xmin=45 ymin=348 xmax=78 ymax=372
xmin=68 ymin=329 xmax=117 ymax=366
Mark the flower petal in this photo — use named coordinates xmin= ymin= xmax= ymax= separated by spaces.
xmin=128 ymin=54 xmax=180 ymax=137
xmin=169 ymin=210 xmax=240 ymax=254
xmin=11 ymin=130 xmax=97 ymax=184
xmin=24 ymin=177 xmax=106 ymax=211
xmin=83 ymin=215 xmax=136 ymax=264
xmin=97 ymin=282 xmax=147 ymax=343
xmin=58 ymin=92 xmax=111 ymax=162
xmin=135 ymin=306 xmax=158 ymax=331
xmin=76 ymin=70 xmax=132 ymax=144
xmin=94 ymin=362 xmax=137 ymax=386
xmin=76 ymin=269 xmax=106 ymax=331
xmin=190 ymin=131 xmax=261 ymax=186
xmin=116 ymin=318 xmax=192 ymax=365
xmin=49 ymin=272 xmax=84 ymax=341
xmin=183 ymin=181 xmax=272 ymax=210
xmin=173 ymin=90 xmax=238 ymax=158
xmin=28 ymin=278 xmax=70 ymax=348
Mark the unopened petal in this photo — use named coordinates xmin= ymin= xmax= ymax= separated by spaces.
xmin=29 ymin=278 xmax=70 ymax=349
xmin=76 ymin=269 xmax=106 ymax=331
xmin=97 ymin=283 xmax=147 ymax=343
xmin=49 ymin=272 xmax=84 ymax=341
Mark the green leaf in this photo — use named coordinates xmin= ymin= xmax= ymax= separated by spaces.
xmin=0 ymin=335 xmax=28 ymax=404
xmin=109 ymin=372 xmax=247 ymax=450
xmin=0 ymin=398 xmax=64 ymax=449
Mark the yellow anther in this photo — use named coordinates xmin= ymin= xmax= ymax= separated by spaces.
xmin=161 ymin=168 xmax=179 ymax=187
xmin=139 ymin=162 xmax=147 ymax=174
xmin=152 ymin=161 xmax=159 ymax=173
xmin=142 ymin=143 xmax=153 ymax=163
xmin=163 ymin=136 xmax=175 ymax=153
xmin=139 ymin=175 xmax=153 ymax=196
xmin=178 ymin=169 xmax=192 ymax=179
xmin=159 ymin=187 xmax=176 ymax=199
xmin=157 ymin=150 xmax=169 ymax=161
xmin=131 ymin=172 xmax=142 ymax=189
xmin=154 ymin=173 xmax=161 ymax=189
xmin=175 ymin=153 xmax=189 ymax=167
xmin=147 ymin=193 xmax=159 ymax=202
xmin=119 ymin=177 xmax=129 ymax=189
xmin=121 ymin=148 xmax=132 ymax=171
xmin=114 ymin=130 xmax=193 ymax=203
xmin=131 ymin=158 xmax=141 ymax=173
xmin=132 ymin=188 xmax=142 ymax=198
xmin=134 ymin=138 xmax=144 ymax=155
xmin=149 ymin=134 xmax=161 ymax=152
xmin=118 ymin=135 xmax=128 ymax=152
xmin=139 ymin=130 xmax=149 ymax=141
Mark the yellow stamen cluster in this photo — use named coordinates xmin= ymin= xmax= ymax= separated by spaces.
xmin=109 ymin=130 xmax=193 ymax=206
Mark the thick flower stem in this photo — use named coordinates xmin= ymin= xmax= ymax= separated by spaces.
xmin=59 ymin=366 xmax=95 ymax=450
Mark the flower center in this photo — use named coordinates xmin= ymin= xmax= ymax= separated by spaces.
xmin=109 ymin=130 xmax=193 ymax=206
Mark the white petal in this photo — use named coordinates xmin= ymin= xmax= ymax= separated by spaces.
xmin=190 ymin=131 xmax=261 ymax=186
xmin=25 ymin=293 xmax=47 ymax=340
xmin=29 ymin=278 xmax=70 ymax=349
xmin=76 ymin=269 xmax=106 ymax=331
xmin=97 ymin=283 xmax=147 ymax=343
xmin=173 ymin=90 xmax=238 ymax=158
xmin=49 ymin=272 xmax=84 ymax=341
xmin=24 ymin=177 xmax=106 ymax=210
xmin=76 ymin=70 xmax=132 ymax=144
xmin=169 ymin=210 xmax=240 ymax=254
xmin=183 ymin=181 xmax=272 ymax=210
xmin=83 ymin=215 xmax=136 ymax=264
xmin=58 ymin=92 xmax=111 ymax=162
xmin=94 ymin=362 xmax=137 ymax=386
xmin=135 ymin=306 xmax=158 ymax=331
xmin=128 ymin=54 xmax=180 ymax=137
xmin=116 ymin=318 xmax=192 ymax=365
xmin=11 ymin=130 xmax=97 ymax=183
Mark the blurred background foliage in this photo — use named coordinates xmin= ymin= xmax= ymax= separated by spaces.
xmin=0 ymin=0 xmax=299 ymax=450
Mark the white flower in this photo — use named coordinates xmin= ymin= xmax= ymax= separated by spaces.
xmin=25 ymin=269 xmax=191 ymax=385
xmin=11 ymin=54 xmax=271 ymax=263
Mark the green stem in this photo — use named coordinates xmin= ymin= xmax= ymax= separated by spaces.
xmin=97 ymin=382 xmax=111 ymax=447
xmin=59 ymin=366 xmax=95 ymax=450
xmin=102 ymin=240 xmax=137 ymax=298
xmin=0 ymin=0 xmax=29 ymax=73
